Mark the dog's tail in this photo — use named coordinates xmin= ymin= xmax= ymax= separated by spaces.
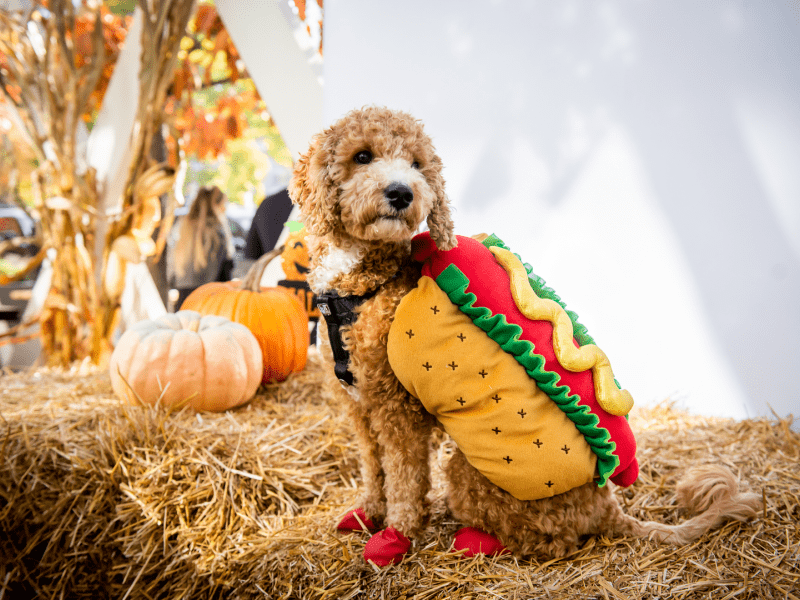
xmin=606 ymin=464 xmax=761 ymax=545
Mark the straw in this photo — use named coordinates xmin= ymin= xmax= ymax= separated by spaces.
xmin=1 ymin=355 xmax=797 ymax=599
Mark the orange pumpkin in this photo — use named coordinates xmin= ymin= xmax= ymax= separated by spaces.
xmin=181 ymin=248 xmax=309 ymax=383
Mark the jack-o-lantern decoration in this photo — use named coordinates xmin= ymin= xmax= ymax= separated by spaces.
xmin=277 ymin=223 xmax=319 ymax=342
xmin=280 ymin=224 xmax=311 ymax=281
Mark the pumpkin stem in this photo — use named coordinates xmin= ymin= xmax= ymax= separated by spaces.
xmin=240 ymin=246 xmax=283 ymax=292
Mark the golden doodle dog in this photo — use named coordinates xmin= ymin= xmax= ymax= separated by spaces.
xmin=289 ymin=106 xmax=761 ymax=566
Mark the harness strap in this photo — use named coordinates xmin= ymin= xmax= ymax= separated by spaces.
xmin=316 ymin=289 xmax=378 ymax=386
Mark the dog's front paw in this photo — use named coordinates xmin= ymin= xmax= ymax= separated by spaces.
xmin=363 ymin=527 xmax=411 ymax=566
xmin=452 ymin=527 xmax=510 ymax=557
xmin=337 ymin=508 xmax=379 ymax=533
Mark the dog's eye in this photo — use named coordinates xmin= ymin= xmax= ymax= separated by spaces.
xmin=412 ymin=161 xmax=420 ymax=169
xmin=354 ymin=150 xmax=373 ymax=165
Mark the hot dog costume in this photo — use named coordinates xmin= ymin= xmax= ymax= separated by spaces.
xmin=387 ymin=233 xmax=639 ymax=501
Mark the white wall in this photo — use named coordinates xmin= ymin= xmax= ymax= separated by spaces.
xmin=323 ymin=0 xmax=800 ymax=424
xmin=216 ymin=0 xmax=323 ymax=160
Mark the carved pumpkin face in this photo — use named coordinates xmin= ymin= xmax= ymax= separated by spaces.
xmin=281 ymin=228 xmax=311 ymax=281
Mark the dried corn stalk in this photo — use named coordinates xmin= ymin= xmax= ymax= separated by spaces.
xmin=0 ymin=1 xmax=109 ymax=365
xmin=95 ymin=0 xmax=197 ymax=363
xmin=0 ymin=0 xmax=196 ymax=367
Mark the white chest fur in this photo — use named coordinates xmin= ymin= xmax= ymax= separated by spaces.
xmin=308 ymin=241 xmax=366 ymax=293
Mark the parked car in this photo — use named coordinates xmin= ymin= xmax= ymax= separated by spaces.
xmin=0 ymin=203 xmax=39 ymax=326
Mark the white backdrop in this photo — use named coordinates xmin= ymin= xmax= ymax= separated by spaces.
xmin=322 ymin=0 xmax=800 ymax=424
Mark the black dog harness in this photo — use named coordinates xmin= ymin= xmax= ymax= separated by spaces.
xmin=316 ymin=289 xmax=379 ymax=386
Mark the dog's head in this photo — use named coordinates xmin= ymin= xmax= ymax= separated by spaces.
xmin=290 ymin=106 xmax=457 ymax=251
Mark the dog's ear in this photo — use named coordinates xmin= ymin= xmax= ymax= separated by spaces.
xmin=288 ymin=138 xmax=315 ymax=212
xmin=426 ymin=155 xmax=458 ymax=251
xmin=289 ymin=134 xmax=339 ymax=237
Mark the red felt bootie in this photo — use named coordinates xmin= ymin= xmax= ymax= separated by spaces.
xmin=336 ymin=508 xmax=377 ymax=533
xmin=363 ymin=527 xmax=411 ymax=566
xmin=452 ymin=527 xmax=510 ymax=557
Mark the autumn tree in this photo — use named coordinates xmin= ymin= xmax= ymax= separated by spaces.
xmin=164 ymin=1 xmax=294 ymax=205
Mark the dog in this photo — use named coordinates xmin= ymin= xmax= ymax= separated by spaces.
xmin=289 ymin=106 xmax=761 ymax=566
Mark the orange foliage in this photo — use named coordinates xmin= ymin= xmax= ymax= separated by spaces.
xmin=193 ymin=4 xmax=218 ymax=36
xmin=0 ymin=5 xmax=129 ymax=123
xmin=166 ymin=90 xmax=257 ymax=161
xmin=165 ymin=0 xmax=325 ymax=162
xmin=166 ymin=4 xmax=256 ymax=161
xmin=292 ymin=0 xmax=324 ymax=54
xmin=0 ymin=52 xmax=21 ymax=104
xmin=73 ymin=7 xmax=131 ymax=121
xmin=293 ymin=0 xmax=324 ymax=22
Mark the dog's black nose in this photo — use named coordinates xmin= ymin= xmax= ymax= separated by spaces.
xmin=384 ymin=183 xmax=414 ymax=211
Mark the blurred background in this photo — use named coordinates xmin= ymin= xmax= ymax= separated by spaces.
xmin=1 ymin=0 xmax=798 ymax=426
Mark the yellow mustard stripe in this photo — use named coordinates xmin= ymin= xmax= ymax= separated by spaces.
xmin=489 ymin=247 xmax=634 ymax=417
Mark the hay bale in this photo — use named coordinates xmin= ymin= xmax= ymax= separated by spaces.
xmin=1 ymin=355 xmax=798 ymax=599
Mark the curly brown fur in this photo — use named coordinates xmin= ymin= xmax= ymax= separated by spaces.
xmin=291 ymin=106 xmax=760 ymax=559
xmin=290 ymin=106 xmax=454 ymax=537
xmin=446 ymin=449 xmax=761 ymax=558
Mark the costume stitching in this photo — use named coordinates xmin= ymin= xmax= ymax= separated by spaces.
xmin=434 ymin=263 xmax=621 ymax=486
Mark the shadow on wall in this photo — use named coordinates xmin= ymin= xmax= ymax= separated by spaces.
xmin=325 ymin=0 xmax=800 ymax=421
xmin=455 ymin=2 xmax=800 ymax=420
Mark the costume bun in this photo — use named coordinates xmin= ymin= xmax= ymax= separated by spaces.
xmin=387 ymin=233 xmax=639 ymax=501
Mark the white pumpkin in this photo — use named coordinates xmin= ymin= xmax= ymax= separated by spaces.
xmin=109 ymin=311 xmax=263 ymax=411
